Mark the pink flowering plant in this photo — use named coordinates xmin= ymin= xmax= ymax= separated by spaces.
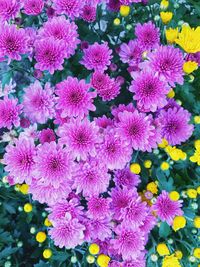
xmin=0 ymin=0 xmax=200 ymax=267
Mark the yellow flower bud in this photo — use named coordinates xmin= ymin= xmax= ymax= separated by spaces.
xmin=120 ymin=5 xmax=130 ymax=17
xmin=36 ymin=232 xmax=47 ymax=243
xmin=167 ymin=89 xmax=175 ymax=98
xmin=20 ymin=184 xmax=29 ymax=194
xmin=156 ymin=243 xmax=170 ymax=256
xmin=165 ymin=28 xmax=179 ymax=44
xmin=160 ymin=0 xmax=169 ymax=10
xmin=89 ymin=243 xmax=100 ymax=255
xmin=194 ymin=248 xmax=200 ymax=259
xmin=160 ymin=161 xmax=170 ymax=171
xmin=23 ymin=203 xmax=33 ymax=213
xmin=147 ymin=182 xmax=158 ymax=194
xmin=194 ymin=116 xmax=200 ymax=124
xmin=86 ymin=255 xmax=95 ymax=264
xmin=44 ymin=218 xmax=52 ymax=227
xmin=187 ymin=189 xmax=198 ymax=199
xmin=43 ymin=249 xmax=52 ymax=259
xmin=97 ymin=254 xmax=110 ymax=267
xmin=169 ymin=191 xmax=180 ymax=201
xmin=113 ymin=18 xmax=120 ymax=26
xmin=144 ymin=160 xmax=152 ymax=169
xmin=172 ymin=216 xmax=186 ymax=231
xmin=194 ymin=217 xmax=200 ymax=228
xmin=175 ymin=250 xmax=183 ymax=260
xmin=130 ymin=163 xmax=141 ymax=174
xmin=160 ymin=11 xmax=173 ymax=24
xmin=183 ymin=61 xmax=198 ymax=74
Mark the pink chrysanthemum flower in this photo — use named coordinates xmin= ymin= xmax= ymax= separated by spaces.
xmin=140 ymin=211 xmax=157 ymax=234
xmin=117 ymin=110 xmax=155 ymax=151
xmin=49 ymin=217 xmax=85 ymax=248
xmin=98 ymin=129 xmax=132 ymax=170
xmin=29 ymin=179 xmax=71 ymax=205
xmin=0 ymin=24 xmax=28 ymax=63
xmin=114 ymin=168 xmax=140 ymax=189
xmin=58 ymin=119 xmax=100 ymax=160
xmin=23 ymin=0 xmax=44 ymax=15
xmin=135 ymin=21 xmax=160 ymax=50
xmin=158 ymin=107 xmax=194 ymax=145
xmin=34 ymin=142 xmax=73 ymax=189
xmin=54 ymin=108 xmax=69 ymax=126
xmin=3 ymin=138 xmax=36 ymax=182
xmin=39 ymin=129 xmax=56 ymax=144
xmin=39 ymin=16 xmax=80 ymax=58
xmin=129 ymin=72 xmax=169 ymax=112
xmin=0 ymin=96 xmax=22 ymax=129
xmin=87 ymin=196 xmax=111 ymax=219
xmin=112 ymin=103 xmax=135 ymax=122
xmin=0 ymin=0 xmax=21 ymax=21
xmin=81 ymin=42 xmax=112 ymax=71
xmin=55 ymin=77 xmax=96 ymax=119
xmin=73 ymin=159 xmax=111 ymax=197
xmin=154 ymin=191 xmax=183 ymax=225
xmin=111 ymin=225 xmax=145 ymax=260
xmin=119 ymin=40 xmax=143 ymax=66
xmin=23 ymin=81 xmax=56 ymax=124
xmin=107 ymin=0 xmax=121 ymax=11
xmin=88 ymin=218 xmax=112 ymax=241
xmin=53 ymin=0 xmax=85 ymax=19
xmin=81 ymin=5 xmax=96 ymax=22
xmin=34 ymin=38 xmax=66 ymax=74
xmin=123 ymin=256 xmax=146 ymax=267
xmin=94 ymin=115 xmax=114 ymax=129
xmin=148 ymin=45 xmax=184 ymax=87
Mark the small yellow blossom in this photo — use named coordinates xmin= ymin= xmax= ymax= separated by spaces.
xmin=87 ymin=255 xmax=95 ymax=264
xmin=175 ymin=250 xmax=183 ymax=260
xmin=23 ymin=203 xmax=32 ymax=213
xmin=36 ymin=232 xmax=47 ymax=243
xmin=157 ymin=243 xmax=170 ymax=256
xmin=194 ymin=116 xmax=200 ymax=124
xmin=183 ymin=61 xmax=198 ymax=74
xmin=194 ymin=248 xmax=200 ymax=259
xmin=187 ymin=189 xmax=198 ymax=199
xmin=160 ymin=0 xmax=169 ymax=10
xmin=172 ymin=216 xmax=186 ymax=231
xmin=194 ymin=217 xmax=200 ymax=228
xmin=162 ymin=254 xmax=181 ymax=267
xmin=160 ymin=161 xmax=170 ymax=171
xmin=144 ymin=160 xmax=152 ymax=169
xmin=20 ymin=184 xmax=29 ymax=194
xmin=158 ymin=138 xmax=168 ymax=148
xmin=120 ymin=5 xmax=130 ymax=17
xmin=197 ymin=186 xmax=200 ymax=194
xmin=44 ymin=218 xmax=52 ymax=227
xmin=43 ymin=249 xmax=52 ymax=259
xmin=166 ymin=28 xmax=179 ymax=44
xmin=169 ymin=191 xmax=180 ymax=201
xmin=113 ymin=18 xmax=120 ymax=26
xmin=160 ymin=11 xmax=173 ymax=24
xmin=97 ymin=254 xmax=110 ymax=267
xmin=167 ymin=89 xmax=175 ymax=98
xmin=89 ymin=243 xmax=100 ymax=255
xmin=130 ymin=163 xmax=141 ymax=174
xmin=147 ymin=182 xmax=158 ymax=194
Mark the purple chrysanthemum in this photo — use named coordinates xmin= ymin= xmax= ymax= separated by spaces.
xmin=87 ymin=196 xmax=110 ymax=219
xmin=0 ymin=0 xmax=21 ymax=21
xmin=135 ymin=21 xmax=160 ymax=50
xmin=55 ymin=77 xmax=96 ymax=119
xmin=3 ymin=138 xmax=36 ymax=182
xmin=39 ymin=16 xmax=80 ymax=58
xmin=158 ymin=107 xmax=194 ymax=145
xmin=154 ymin=191 xmax=183 ymax=225
xmin=0 ymin=96 xmax=22 ymax=129
xmin=81 ymin=5 xmax=96 ymax=22
xmin=23 ymin=81 xmax=55 ymax=124
xmin=94 ymin=115 xmax=114 ymax=129
xmin=119 ymin=40 xmax=143 ymax=66
xmin=73 ymin=159 xmax=111 ymax=196
xmin=112 ymin=103 xmax=135 ymax=122
xmin=117 ymin=110 xmax=155 ymax=151
xmin=58 ymin=119 xmax=100 ymax=160
xmin=107 ymin=0 xmax=121 ymax=11
xmin=53 ymin=0 xmax=85 ymax=19
xmin=81 ymin=42 xmax=112 ymax=71
xmin=148 ymin=45 xmax=184 ymax=86
xmin=87 ymin=217 xmax=112 ymax=241
xmin=34 ymin=38 xmax=66 ymax=74
xmin=129 ymin=72 xmax=169 ymax=112
xmin=39 ymin=129 xmax=56 ymax=144
xmin=0 ymin=24 xmax=28 ymax=63
xmin=23 ymin=0 xmax=44 ymax=15
xmin=114 ymin=168 xmax=140 ymax=188
xmin=122 ymin=256 xmax=146 ymax=267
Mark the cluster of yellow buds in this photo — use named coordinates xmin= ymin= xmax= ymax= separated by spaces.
xmin=190 ymin=140 xmax=200 ymax=165
xmin=165 ymin=146 xmax=186 ymax=161
xmin=86 ymin=243 xmax=110 ymax=267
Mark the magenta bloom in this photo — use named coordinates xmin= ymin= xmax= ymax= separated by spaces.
xmin=34 ymin=142 xmax=73 ymax=189
xmin=39 ymin=129 xmax=56 ymax=144
xmin=119 ymin=40 xmax=142 ymax=66
xmin=73 ymin=159 xmax=111 ymax=196
xmin=129 ymin=72 xmax=169 ymax=112
xmin=23 ymin=0 xmax=44 ymax=15
xmin=112 ymin=103 xmax=135 ymax=122
xmin=58 ymin=119 xmax=100 ymax=160
xmin=39 ymin=16 xmax=80 ymax=58
xmin=158 ymin=107 xmax=194 ymax=145
xmin=154 ymin=191 xmax=183 ymax=225
xmin=0 ymin=24 xmax=28 ymax=63
xmin=107 ymin=0 xmax=121 ymax=11
xmin=34 ymin=38 xmax=66 ymax=74
xmin=23 ymin=81 xmax=55 ymax=124
xmin=53 ymin=0 xmax=85 ymax=19
xmin=88 ymin=218 xmax=112 ymax=241
xmin=98 ymin=129 xmax=132 ymax=170
xmin=117 ymin=110 xmax=155 ymax=151
xmin=111 ymin=225 xmax=145 ymax=260
xmin=3 ymin=138 xmax=36 ymax=182
xmin=0 ymin=0 xmax=21 ymax=21
xmin=81 ymin=5 xmax=96 ymax=22
xmin=123 ymin=257 xmax=146 ymax=267
xmin=94 ymin=115 xmax=114 ymax=129
xmin=114 ymin=168 xmax=140 ymax=189
xmin=87 ymin=196 xmax=110 ymax=219
xmin=55 ymin=77 xmax=96 ymax=119
xmin=81 ymin=42 xmax=112 ymax=71
xmin=135 ymin=21 xmax=160 ymax=50
xmin=49 ymin=218 xmax=85 ymax=248
xmin=149 ymin=45 xmax=184 ymax=86
xmin=0 ymin=96 xmax=22 ymax=129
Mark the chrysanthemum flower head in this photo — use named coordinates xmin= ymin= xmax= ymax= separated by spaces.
xmin=53 ymin=0 xmax=85 ymax=19
xmin=87 ymin=196 xmax=111 ymax=219
xmin=0 ymin=0 xmax=21 ymax=21
xmin=39 ymin=129 xmax=56 ymax=144
xmin=114 ymin=167 xmax=140 ymax=188
xmin=119 ymin=40 xmax=143 ymax=66
xmin=87 ymin=217 xmax=112 ymax=241
xmin=23 ymin=0 xmax=44 ymax=15
xmin=81 ymin=5 xmax=96 ymax=22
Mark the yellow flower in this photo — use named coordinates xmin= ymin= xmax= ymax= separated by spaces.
xmin=187 ymin=189 xmax=198 ymax=199
xmin=120 ymin=5 xmax=130 ymax=17
xmin=144 ymin=160 xmax=152 ymax=169
xmin=97 ymin=254 xmax=110 ymax=267
xmin=195 ymin=140 xmax=200 ymax=149
xmin=20 ymin=184 xmax=29 ymax=194
xmin=113 ymin=18 xmax=120 ymax=26
xmin=162 ymin=254 xmax=181 ymax=267
xmin=44 ymin=218 xmax=52 ymax=227
xmin=175 ymin=250 xmax=183 ymax=260
xmin=194 ymin=248 xmax=200 ymax=259
xmin=175 ymin=25 xmax=200 ymax=53
xmin=172 ymin=216 xmax=186 ymax=231
xmin=89 ymin=243 xmax=100 ymax=255
xmin=147 ymin=182 xmax=158 ymax=194
xmin=194 ymin=116 xmax=200 ymax=124
xmin=169 ymin=191 xmax=180 ymax=201
xmin=183 ymin=61 xmax=198 ymax=74
xmin=43 ymin=249 xmax=52 ymax=259
xmin=166 ymin=28 xmax=179 ymax=44
xmin=130 ymin=163 xmax=141 ymax=174
xmin=23 ymin=203 xmax=33 ymax=213
xmin=36 ymin=232 xmax=47 ymax=243
xmin=86 ymin=255 xmax=95 ymax=264
xmin=157 ymin=243 xmax=170 ymax=256
xmin=160 ymin=11 xmax=173 ymax=24
xmin=160 ymin=0 xmax=169 ymax=10
xmin=158 ymin=138 xmax=168 ymax=148
xmin=160 ymin=161 xmax=170 ymax=171
xmin=167 ymin=89 xmax=175 ymax=98
xmin=194 ymin=217 xmax=200 ymax=228
xmin=190 ymin=149 xmax=200 ymax=166
xmin=197 ymin=186 xmax=200 ymax=194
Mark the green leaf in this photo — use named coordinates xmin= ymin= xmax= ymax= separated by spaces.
xmin=159 ymin=222 xmax=172 ymax=238
xmin=0 ymin=247 xmax=18 ymax=260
